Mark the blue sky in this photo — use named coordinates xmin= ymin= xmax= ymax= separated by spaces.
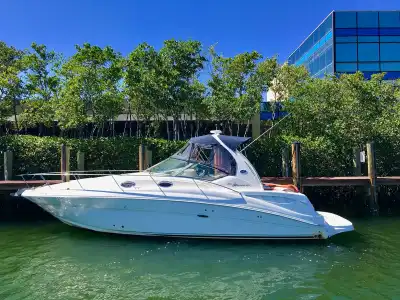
xmin=1 ymin=0 xmax=399 ymax=65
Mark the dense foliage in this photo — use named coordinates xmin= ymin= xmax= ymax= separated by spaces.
xmin=0 ymin=40 xmax=284 ymax=139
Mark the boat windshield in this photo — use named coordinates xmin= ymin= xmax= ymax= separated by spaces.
xmin=147 ymin=142 xmax=236 ymax=181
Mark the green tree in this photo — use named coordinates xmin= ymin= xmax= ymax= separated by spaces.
xmin=206 ymin=47 xmax=277 ymax=135
xmin=124 ymin=43 xmax=163 ymax=137
xmin=57 ymin=43 xmax=123 ymax=136
xmin=19 ymin=43 xmax=62 ymax=134
xmin=0 ymin=41 xmax=25 ymax=131
xmin=284 ymin=72 xmax=400 ymax=145
xmin=159 ymin=39 xmax=206 ymax=140
xmin=124 ymin=40 xmax=206 ymax=140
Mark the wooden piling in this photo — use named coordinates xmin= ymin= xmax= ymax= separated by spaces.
xmin=77 ymin=151 xmax=85 ymax=171
xmin=138 ymin=144 xmax=145 ymax=171
xmin=291 ymin=142 xmax=301 ymax=191
xmin=367 ymin=142 xmax=379 ymax=215
xmin=60 ymin=144 xmax=70 ymax=182
xmin=145 ymin=147 xmax=153 ymax=169
xmin=281 ymin=147 xmax=289 ymax=177
xmin=4 ymin=150 xmax=13 ymax=180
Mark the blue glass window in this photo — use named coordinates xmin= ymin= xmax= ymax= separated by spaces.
xmin=336 ymin=36 xmax=357 ymax=42
xmin=379 ymin=12 xmax=400 ymax=28
xmin=313 ymin=57 xmax=320 ymax=74
xmin=380 ymin=28 xmax=400 ymax=36
xmin=319 ymin=14 xmax=333 ymax=37
xmin=358 ymin=28 xmax=379 ymax=36
xmin=363 ymin=71 xmax=380 ymax=79
xmin=312 ymin=31 xmax=319 ymax=45
xmin=358 ymin=63 xmax=380 ymax=72
xmin=335 ymin=28 xmax=357 ymax=36
xmin=326 ymin=46 xmax=333 ymax=65
xmin=319 ymin=52 xmax=326 ymax=69
xmin=384 ymin=71 xmax=400 ymax=79
xmin=358 ymin=36 xmax=379 ymax=42
xmin=357 ymin=12 xmax=378 ymax=28
xmin=381 ymin=62 xmax=400 ymax=71
xmin=336 ymin=63 xmax=357 ymax=72
xmin=335 ymin=12 xmax=357 ymax=28
xmin=380 ymin=43 xmax=400 ymax=61
xmin=358 ymin=43 xmax=379 ymax=62
xmin=326 ymin=63 xmax=333 ymax=74
xmin=380 ymin=36 xmax=400 ymax=42
xmin=336 ymin=44 xmax=357 ymax=62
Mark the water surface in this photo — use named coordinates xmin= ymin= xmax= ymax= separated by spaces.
xmin=0 ymin=218 xmax=399 ymax=299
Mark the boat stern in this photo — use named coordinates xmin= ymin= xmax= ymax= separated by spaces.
xmin=317 ymin=211 xmax=354 ymax=238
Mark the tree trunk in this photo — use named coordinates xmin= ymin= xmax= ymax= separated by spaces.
xmin=52 ymin=121 xmax=56 ymax=137
xmin=123 ymin=118 xmax=128 ymax=137
xmin=129 ymin=112 xmax=132 ymax=137
xmin=195 ymin=120 xmax=200 ymax=137
xmin=172 ymin=117 xmax=177 ymax=141
xmin=39 ymin=123 xmax=44 ymax=136
xmin=12 ymin=100 xmax=19 ymax=133
xmin=244 ymin=120 xmax=250 ymax=137
xmin=91 ymin=124 xmax=97 ymax=138
xmin=136 ymin=119 xmax=141 ymax=138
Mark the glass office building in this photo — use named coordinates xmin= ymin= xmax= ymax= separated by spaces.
xmin=288 ymin=11 xmax=400 ymax=79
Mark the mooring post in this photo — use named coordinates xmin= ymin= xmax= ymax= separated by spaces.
xmin=77 ymin=151 xmax=85 ymax=171
xmin=60 ymin=144 xmax=70 ymax=182
xmin=4 ymin=150 xmax=13 ymax=180
xmin=145 ymin=146 xmax=153 ymax=169
xmin=367 ymin=141 xmax=379 ymax=215
xmin=353 ymin=147 xmax=362 ymax=176
xmin=291 ymin=142 xmax=301 ymax=191
xmin=353 ymin=146 xmax=367 ymax=209
xmin=281 ymin=147 xmax=290 ymax=177
xmin=138 ymin=144 xmax=145 ymax=171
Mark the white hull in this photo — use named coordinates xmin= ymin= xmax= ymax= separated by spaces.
xmin=23 ymin=193 xmax=352 ymax=240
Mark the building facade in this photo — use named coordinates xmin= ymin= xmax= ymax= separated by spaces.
xmin=288 ymin=11 xmax=400 ymax=79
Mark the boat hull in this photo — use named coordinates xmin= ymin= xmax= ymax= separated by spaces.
xmin=21 ymin=194 xmax=344 ymax=240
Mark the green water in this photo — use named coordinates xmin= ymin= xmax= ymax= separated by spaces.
xmin=0 ymin=219 xmax=399 ymax=300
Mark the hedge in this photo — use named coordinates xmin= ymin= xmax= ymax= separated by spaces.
xmin=0 ymin=134 xmax=399 ymax=180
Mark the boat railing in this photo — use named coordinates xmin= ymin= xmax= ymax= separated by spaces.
xmin=17 ymin=170 xmax=246 ymax=201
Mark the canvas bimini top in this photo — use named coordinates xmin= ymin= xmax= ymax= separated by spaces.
xmin=148 ymin=132 xmax=250 ymax=179
xmin=189 ymin=134 xmax=250 ymax=151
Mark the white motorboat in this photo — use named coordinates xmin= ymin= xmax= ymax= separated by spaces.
xmin=19 ymin=130 xmax=354 ymax=239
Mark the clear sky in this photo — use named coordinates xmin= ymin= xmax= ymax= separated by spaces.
xmin=1 ymin=0 xmax=399 ymax=63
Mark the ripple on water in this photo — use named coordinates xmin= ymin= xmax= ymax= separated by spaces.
xmin=0 ymin=218 xmax=400 ymax=299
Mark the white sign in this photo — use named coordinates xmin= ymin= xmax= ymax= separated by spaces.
xmin=360 ymin=151 xmax=366 ymax=163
